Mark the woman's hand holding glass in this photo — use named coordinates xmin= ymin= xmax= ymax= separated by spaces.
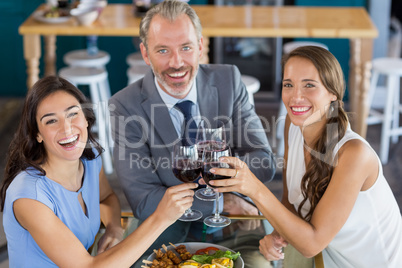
xmin=207 ymin=156 xmax=263 ymax=198
xmin=155 ymin=183 xmax=199 ymax=224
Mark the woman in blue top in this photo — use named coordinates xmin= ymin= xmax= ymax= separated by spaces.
xmin=0 ymin=76 xmax=197 ymax=267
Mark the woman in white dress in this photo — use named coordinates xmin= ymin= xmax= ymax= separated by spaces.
xmin=207 ymin=46 xmax=402 ymax=267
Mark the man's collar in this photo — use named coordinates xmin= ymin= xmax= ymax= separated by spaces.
xmin=154 ymin=76 xmax=198 ymax=110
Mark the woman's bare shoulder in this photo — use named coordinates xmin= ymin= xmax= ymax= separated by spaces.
xmin=335 ymin=139 xmax=378 ymax=188
xmin=337 ymin=138 xmax=375 ymax=161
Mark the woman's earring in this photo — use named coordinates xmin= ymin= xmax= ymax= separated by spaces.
xmin=330 ymin=101 xmax=335 ymax=113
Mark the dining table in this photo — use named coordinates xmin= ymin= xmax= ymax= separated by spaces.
xmin=19 ymin=4 xmax=378 ymax=137
xmin=120 ymin=211 xmax=273 ymax=268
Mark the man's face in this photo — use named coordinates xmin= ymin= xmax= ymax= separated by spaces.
xmin=140 ymin=14 xmax=203 ymax=99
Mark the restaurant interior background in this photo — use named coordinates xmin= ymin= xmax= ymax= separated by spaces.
xmin=0 ymin=0 xmax=395 ymax=100
xmin=0 ymin=0 xmax=401 ymax=267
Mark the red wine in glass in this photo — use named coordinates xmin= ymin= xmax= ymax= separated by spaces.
xmin=173 ymin=159 xmax=202 ymax=183
xmin=202 ymin=161 xmax=234 ymax=187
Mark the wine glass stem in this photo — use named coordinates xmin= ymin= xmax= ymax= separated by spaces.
xmin=184 ymin=208 xmax=193 ymax=217
xmin=205 ymin=185 xmax=214 ymax=194
xmin=214 ymin=192 xmax=220 ymax=218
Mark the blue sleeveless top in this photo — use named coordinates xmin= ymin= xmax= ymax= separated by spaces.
xmin=3 ymin=155 xmax=102 ymax=267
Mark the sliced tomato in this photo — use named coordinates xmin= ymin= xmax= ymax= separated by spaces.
xmin=195 ymin=247 xmax=220 ymax=255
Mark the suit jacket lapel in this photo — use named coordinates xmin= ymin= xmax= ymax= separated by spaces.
xmin=197 ymin=67 xmax=218 ymax=122
xmin=141 ymin=73 xmax=179 ymax=152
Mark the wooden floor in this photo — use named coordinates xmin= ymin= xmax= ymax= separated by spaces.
xmin=0 ymin=97 xmax=400 ymax=266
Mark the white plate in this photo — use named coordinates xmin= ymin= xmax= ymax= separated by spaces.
xmin=146 ymin=242 xmax=244 ymax=268
xmin=33 ymin=10 xmax=71 ymax=24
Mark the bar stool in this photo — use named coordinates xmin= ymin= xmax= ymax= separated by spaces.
xmin=58 ymin=67 xmax=114 ymax=174
xmin=126 ymin=52 xmax=150 ymax=85
xmin=63 ymin=49 xmax=111 ymax=68
xmin=241 ymin=75 xmax=260 ymax=105
xmin=283 ymin=41 xmax=329 ymax=55
xmin=63 ymin=49 xmax=111 ymax=99
xmin=127 ymin=65 xmax=151 ymax=85
xmin=276 ymin=102 xmax=287 ymax=157
xmin=126 ymin=52 xmax=147 ymax=67
xmin=276 ymin=41 xmax=329 ymax=157
xmin=367 ymin=57 xmax=402 ymax=164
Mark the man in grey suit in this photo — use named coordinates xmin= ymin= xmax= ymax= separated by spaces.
xmin=109 ymin=0 xmax=275 ymax=262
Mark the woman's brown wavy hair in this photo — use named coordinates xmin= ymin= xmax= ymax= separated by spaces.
xmin=0 ymin=76 xmax=103 ymax=211
xmin=282 ymin=46 xmax=349 ymax=221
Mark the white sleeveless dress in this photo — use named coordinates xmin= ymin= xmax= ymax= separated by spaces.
xmin=286 ymin=123 xmax=402 ymax=267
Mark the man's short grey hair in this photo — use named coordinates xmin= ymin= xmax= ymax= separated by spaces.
xmin=139 ymin=0 xmax=203 ymax=49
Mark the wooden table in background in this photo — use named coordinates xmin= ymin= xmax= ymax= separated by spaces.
xmin=19 ymin=4 xmax=378 ymax=137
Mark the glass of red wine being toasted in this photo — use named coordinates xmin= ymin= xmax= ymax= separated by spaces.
xmin=202 ymin=144 xmax=232 ymax=228
xmin=172 ymin=143 xmax=203 ymax=221
xmin=195 ymin=120 xmax=227 ymax=201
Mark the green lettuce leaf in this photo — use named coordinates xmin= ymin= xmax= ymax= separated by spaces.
xmin=191 ymin=250 xmax=241 ymax=265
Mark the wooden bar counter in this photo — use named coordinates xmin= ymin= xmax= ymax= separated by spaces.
xmin=19 ymin=4 xmax=378 ymax=137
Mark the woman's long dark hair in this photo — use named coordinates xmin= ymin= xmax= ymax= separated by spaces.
xmin=282 ymin=46 xmax=349 ymax=221
xmin=0 ymin=76 xmax=103 ymax=211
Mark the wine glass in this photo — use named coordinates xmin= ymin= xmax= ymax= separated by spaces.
xmin=172 ymin=143 xmax=203 ymax=221
xmin=195 ymin=120 xmax=227 ymax=201
xmin=202 ymin=139 xmax=232 ymax=228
